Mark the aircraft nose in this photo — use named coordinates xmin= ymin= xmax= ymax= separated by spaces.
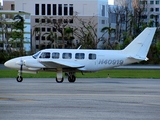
xmin=4 ymin=60 xmax=13 ymax=68
xmin=4 ymin=58 xmax=19 ymax=69
xmin=4 ymin=56 xmax=34 ymax=69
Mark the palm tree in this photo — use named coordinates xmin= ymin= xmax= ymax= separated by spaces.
xmin=100 ymin=27 xmax=115 ymax=49
xmin=64 ymin=27 xmax=74 ymax=48
xmin=43 ymin=31 xmax=58 ymax=48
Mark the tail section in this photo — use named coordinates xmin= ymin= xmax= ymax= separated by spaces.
xmin=122 ymin=27 xmax=156 ymax=61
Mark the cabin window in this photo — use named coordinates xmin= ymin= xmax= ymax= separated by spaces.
xmin=52 ymin=52 xmax=60 ymax=59
xmin=75 ymin=53 xmax=85 ymax=59
xmin=39 ymin=52 xmax=51 ymax=58
xmin=62 ymin=53 xmax=72 ymax=59
xmin=89 ymin=53 xmax=96 ymax=60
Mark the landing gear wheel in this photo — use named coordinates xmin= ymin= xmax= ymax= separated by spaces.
xmin=16 ymin=76 xmax=23 ymax=82
xmin=68 ymin=75 xmax=76 ymax=83
xmin=56 ymin=77 xmax=64 ymax=83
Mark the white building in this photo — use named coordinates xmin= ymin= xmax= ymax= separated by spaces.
xmin=10 ymin=0 xmax=109 ymax=51
xmin=145 ymin=0 xmax=160 ymax=27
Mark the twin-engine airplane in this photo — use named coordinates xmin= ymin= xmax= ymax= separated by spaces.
xmin=4 ymin=27 xmax=156 ymax=83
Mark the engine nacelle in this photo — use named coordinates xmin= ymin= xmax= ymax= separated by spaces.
xmin=24 ymin=59 xmax=45 ymax=68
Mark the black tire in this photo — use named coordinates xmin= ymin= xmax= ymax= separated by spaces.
xmin=56 ymin=77 xmax=64 ymax=83
xmin=16 ymin=76 xmax=23 ymax=82
xmin=68 ymin=75 xmax=76 ymax=83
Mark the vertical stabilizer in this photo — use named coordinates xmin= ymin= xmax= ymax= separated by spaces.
xmin=122 ymin=27 xmax=156 ymax=60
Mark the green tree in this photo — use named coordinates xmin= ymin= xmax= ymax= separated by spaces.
xmin=72 ymin=16 xmax=98 ymax=49
xmin=0 ymin=14 xmax=13 ymax=54
xmin=32 ymin=16 xmax=75 ymax=50
xmin=12 ymin=14 xmax=25 ymax=55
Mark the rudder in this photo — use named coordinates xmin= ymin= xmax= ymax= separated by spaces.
xmin=122 ymin=27 xmax=156 ymax=60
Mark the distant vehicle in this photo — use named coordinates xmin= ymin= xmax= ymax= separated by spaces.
xmin=4 ymin=27 xmax=156 ymax=83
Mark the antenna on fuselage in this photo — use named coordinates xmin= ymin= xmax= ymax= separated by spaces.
xmin=77 ymin=45 xmax=82 ymax=50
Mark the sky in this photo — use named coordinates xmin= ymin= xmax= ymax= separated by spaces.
xmin=108 ymin=0 xmax=114 ymax=5
xmin=0 ymin=0 xmax=2 ymax=5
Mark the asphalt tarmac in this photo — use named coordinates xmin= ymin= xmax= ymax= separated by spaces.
xmin=0 ymin=78 xmax=160 ymax=120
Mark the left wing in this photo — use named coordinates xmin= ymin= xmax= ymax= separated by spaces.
xmin=39 ymin=60 xmax=85 ymax=68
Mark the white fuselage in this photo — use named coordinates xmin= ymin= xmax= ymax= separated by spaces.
xmin=3 ymin=27 xmax=156 ymax=83
xmin=4 ymin=49 xmax=140 ymax=73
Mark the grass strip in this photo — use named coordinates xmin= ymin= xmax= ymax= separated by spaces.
xmin=0 ymin=69 xmax=160 ymax=79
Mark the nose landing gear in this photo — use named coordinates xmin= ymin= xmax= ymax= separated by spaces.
xmin=16 ymin=76 xmax=23 ymax=82
xmin=16 ymin=59 xmax=24 ymax=82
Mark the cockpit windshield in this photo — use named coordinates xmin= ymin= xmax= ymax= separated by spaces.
xmin=32 ymin=51 xmax=41 ymax=59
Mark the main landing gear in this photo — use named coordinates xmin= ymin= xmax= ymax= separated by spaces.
xmin=56 ymin=73 xmax=76 ymax=83
xmin=67 ymin=72 xmax=76 ymax=83
xmin=56 ymin=69 xmax=76 ymax=83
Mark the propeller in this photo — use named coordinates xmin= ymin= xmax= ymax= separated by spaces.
xmin=16 ymin=59 xmax=24 ymax=71
xmin=19 ymin=59 xmax=24 ymax=76
xmin=20 ymin=59 xmax=23 ymax=73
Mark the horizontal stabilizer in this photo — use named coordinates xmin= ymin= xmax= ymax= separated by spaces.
xmin=127 ymin=56 xmax=148 ymax=61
